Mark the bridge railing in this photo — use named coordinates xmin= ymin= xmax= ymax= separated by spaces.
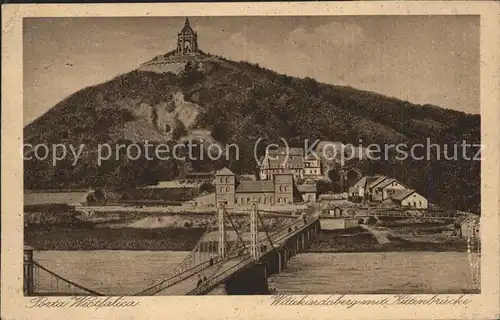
xmin=134 ymin=255 xmax=229 ymax=296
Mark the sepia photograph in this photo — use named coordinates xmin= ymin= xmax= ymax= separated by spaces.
xmin=21 ymin=15 xmax=482 ymax=297
xmin=2 ymin=3 xmax=499 ymax=320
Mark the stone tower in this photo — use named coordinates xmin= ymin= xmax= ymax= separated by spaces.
xmin=215 ymin=167 xmax=236 ymax=206
xmin=274 ymin=173 xmax=294 ymax=205
xmin=176 ymin=17 xmax=198 ymax=55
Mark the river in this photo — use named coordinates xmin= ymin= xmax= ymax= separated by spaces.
xmin=34 ymin=251 xmax=479 ymax=295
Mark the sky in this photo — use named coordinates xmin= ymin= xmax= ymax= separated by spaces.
xmin=23 ymin=15 xmax=479 ymax=124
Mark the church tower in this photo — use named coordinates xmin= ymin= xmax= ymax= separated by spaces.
xmin=176 ymin=17 xmax=198 ymax=56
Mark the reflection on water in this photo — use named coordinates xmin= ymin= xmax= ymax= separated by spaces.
xmin=269 ymin=252 xmax=480 ymax=294
xmin=34 ymin=251 xmax=479 ymax=295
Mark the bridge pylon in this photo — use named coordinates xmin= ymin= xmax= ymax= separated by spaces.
xmin=250 ymin=202 xmax=260 ymax=260
xmin=218 ymin=203 xmax=226 ymax=258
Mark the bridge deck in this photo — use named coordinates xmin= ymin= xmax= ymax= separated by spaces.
xmin=155 ymin=215 xmax=318 ymax=295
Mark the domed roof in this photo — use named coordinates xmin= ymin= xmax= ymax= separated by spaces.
xmin=180 ymin=17 xmax=195 ymax=36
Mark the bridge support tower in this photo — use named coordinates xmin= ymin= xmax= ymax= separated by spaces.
xmin=24 ymin=245 xmax=34 ymax=296
xmin=250 ymin=202 xmax=260 ymax=260
xmin=218 ymin=204 xmax=226 ymax=258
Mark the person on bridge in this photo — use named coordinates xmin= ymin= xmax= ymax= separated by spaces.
xmin=203 ymin=276 xmax=207 ymax=282
xmin=209 ymin=257 xmax=213 ymax=266
xmin=197 ymin=275 xmax=203 ymax=287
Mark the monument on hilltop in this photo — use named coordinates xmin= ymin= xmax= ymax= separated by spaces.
xmin=176 ymin=18 xmax=199 ymax=56
xmin=139 ymin=17 xmax=203 ymax=73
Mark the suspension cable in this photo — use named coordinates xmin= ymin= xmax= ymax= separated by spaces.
xmin=256 ymin=209 xmax=278 ymax=252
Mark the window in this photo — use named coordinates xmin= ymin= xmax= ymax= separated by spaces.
xmin=277 ymin=198 xmax=281 ymax=204
xmin=235 ymin=198 xmax=237 ymax=204
xmin=258 ymin=197 xmax=261 ymax=204
xmin=220 ymin=187 xmax=223 ymax=192
xmin=263 ymin=197 xmax=267 ymax=204
xmin=225 ymin=177 xmax=229 ymax=183
xmin=247 ymin=197 xmax=250 ymax=203
xmin=419 ymin=201 xmax=422 ymax=207
xmin=279 ymin=186 xmax=283 ymax=192
xmin=284 ymin=197 xmax=288 ymax=203
xmin=226 ymin=187 xmax=229 ymax=192
xmin=284 ymin=186 xmax=287 ymax=192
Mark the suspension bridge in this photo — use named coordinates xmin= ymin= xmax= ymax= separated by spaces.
xmin=24 ymin=202 xmax=320 ymax=296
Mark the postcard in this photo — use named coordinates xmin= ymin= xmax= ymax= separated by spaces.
xmin=2 ymin=2 xmax=499 ymax=319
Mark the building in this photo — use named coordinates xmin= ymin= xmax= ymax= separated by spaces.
xmin=304 ymin=152 xmax=322 ymax=178
xmin=297 ymin=183 xmax=317 ymax=203
xmin=375 ymin=178 xmax=407 ymax=201
xmin=348 ymin=175 xmax=379 ymax=202
xmin=215 ymin=167 xmax=315 ymax=206
xmin=259 ymin=147 xmax=304 ymax=180
xmin=455 ymin=216 xmax=480 ymax=239
xmin=366 ymin=176 xmax=389 ymax=201
xmin=176 ymin=18 xmax=198 ymax=55
xmin=214 ymin=167 xmax=237 ymax=205
xmin=259 ymin=147 xmax=322 ymax=181
xmin=390 ymin=189 xmax=428 ymax=209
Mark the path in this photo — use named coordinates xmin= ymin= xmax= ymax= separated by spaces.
xmin=360 ymin=224 xmax=391 ymax=244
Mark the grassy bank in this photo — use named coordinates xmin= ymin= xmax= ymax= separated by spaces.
xmin=309 ymin=227 xmax=467 ymax=253
xmin=25 ymin=226 xmax=204 ymax=251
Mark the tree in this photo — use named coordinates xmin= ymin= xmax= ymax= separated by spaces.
xmin=172 ymin=118 xmax=188 ymax=140
xmin=199 ymin=182 xmax=215 ymax=194
xmin=316 ymin=180 xmax=333 ymax=195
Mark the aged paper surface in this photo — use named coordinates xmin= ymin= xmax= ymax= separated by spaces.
xmin=2 ymin=2 xmax=499 ymax=319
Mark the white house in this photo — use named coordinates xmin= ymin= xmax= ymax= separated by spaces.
xmin=390 ymin=189 xmax=428 ymax=209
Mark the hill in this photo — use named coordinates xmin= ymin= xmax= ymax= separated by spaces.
xmin=23 ymin=53 xmax=480 ymax=212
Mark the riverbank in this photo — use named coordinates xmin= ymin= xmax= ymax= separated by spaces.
xmin=24 ymin=211 xmax=468 ymax=252
xmin=25 ymin=225 xmax=468 ymax=252
xmin=308 ymin=226 xmax=468 ymax=253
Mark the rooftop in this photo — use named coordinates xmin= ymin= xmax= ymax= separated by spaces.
xmin=377 ymin=178 xmax=397 ymax=190
xmin=391 ymin=189 xmax=416 ymax=201
xmin=367 ymin=176 xmax=388 ymax=189
xmin=297 ymin=183 xmax=317 ymax=193
xmin=215 ymin=167 xmax=234 ymax=176
xmin=180 ymin=18 xmax=196 ymax=36
xmin=353 ymin=175 xmax=380 ymax=188
xmin=267 ymin=147 xmax=304 ymax=156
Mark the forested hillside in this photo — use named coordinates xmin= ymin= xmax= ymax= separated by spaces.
xmin=24 ymin=53 xmax=480 ymax=212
